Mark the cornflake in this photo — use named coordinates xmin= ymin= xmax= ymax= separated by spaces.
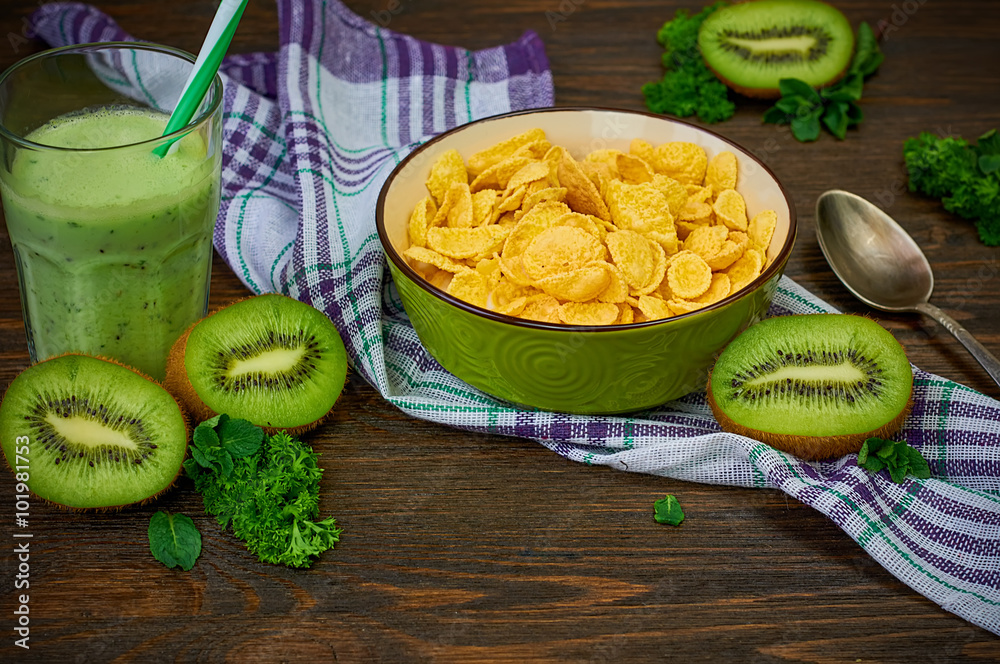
xmin=403 ymin=130 xmax=778 ymax=325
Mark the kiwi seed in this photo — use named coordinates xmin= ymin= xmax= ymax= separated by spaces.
xmin=165 ymin=294 xmax=349 ymax=434
xmin=707 ymin=314 xmax=913 ymax=460
xmin=0 ymin=354 xmax=188 ymax=509
xmin=698 ymin=0 xmax=855 ymax=98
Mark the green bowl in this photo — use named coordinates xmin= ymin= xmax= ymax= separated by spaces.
xmin=376 ymin=108 xmax=796 ymax=414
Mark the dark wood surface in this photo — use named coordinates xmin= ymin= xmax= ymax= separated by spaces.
xmin=1 ymin=0 xmax=999 ymax=661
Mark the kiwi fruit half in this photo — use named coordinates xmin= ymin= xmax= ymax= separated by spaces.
xmin=0 ymin=354 xmax=188 ymax=509
xmin=166 ymin=294 xmax=348 ymax=434
xmin=707 ymin=314 xmax=913 ymax=460
xmin=698 ymin=0 xmax=855 ymax=98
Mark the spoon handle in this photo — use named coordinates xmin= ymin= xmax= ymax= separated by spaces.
xmin=916 ymin=301 xmax=1000 ymax=390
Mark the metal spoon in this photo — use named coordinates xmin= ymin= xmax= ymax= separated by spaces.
xmin=815 ymin=189 xmax=1000 ymax=390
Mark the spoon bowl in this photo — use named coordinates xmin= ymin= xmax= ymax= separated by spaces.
xmin=815 ymin=189 xmax=1000 ymax=390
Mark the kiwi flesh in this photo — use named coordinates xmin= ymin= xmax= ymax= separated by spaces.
xmin=0 ymin=354 xmax=188 ymax=509
xmin=698 ymin=0 xmax=855 ymax=98
xmin=707 ymin=314 xmax=913 ymax=460
xmin=165 ymin=294 xmax=348 ymax=434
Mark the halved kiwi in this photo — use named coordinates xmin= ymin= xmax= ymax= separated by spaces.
xmin=698 ymin=0 xmax=855 ymax=98
xmin=165 ymin=294 xmax=348 ymax=434
xmin=0 ymin=354 xmax=188 ymax=509
xmin=707 ymin=314 xmax=913 ymax=460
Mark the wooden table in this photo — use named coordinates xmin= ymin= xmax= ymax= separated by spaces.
xmin=1 ymin=1 xmax=998 ymax=661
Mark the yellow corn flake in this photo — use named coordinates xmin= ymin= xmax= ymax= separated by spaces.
xmin=605 ymin=180 xmax=674 ymax=235
xmin=651 ymin=141 xmax=707 ymax=185
xmin=502 ymin=201 xmax=571 ymax=260
xmin=683 ymin=224 xmax=729 ymax=260
xmin=494 ymin=295 xmax=528 ymax=317
xmin=427 ymin=268 xmax=452 ymax=292
xmin=686 ymin=185 xmax=714 ymax=205
xmin=558 ymin=301 xmax=619 ymax=326
xmin=629 ymin=138 xmax=655 ymax=163
xmin=726 ymin=247 xmax=765 ymax=292
xmin=694 ymin=272 xmax=732 ymax=305
xmin=678 ymin=200 xmax=713 ymax=223
xmin=407 ymin=195 xmax=437 ymax=248
xmin=748 ymin=209 xmax=777 ymax=252
xmin=522 ymin=225 xmax=604 ymax=281
xmin=511 ymin=138 xmax=553 ymax=162
xmin=518 ymin=186 xmax=567 ymax=219
xmin=496 ymin=185 xmax=527 ymax=216
xmin=606 ymin=229 xmax=656 ymax=291
xmin=666 ymin=250 xmax=712 ymax=299
xmin=447 ymin=270 xmax=490 ymax=308
xmin=498 ymin=254 xmax=534 ymax=287
xmin=637 ymin=294 xmax=673 ymax=321
xmin=471 ymin=189 xmax=499 ymax=227
xmin=469 ymin=154 xmax=532 ymax=192
xmin=704 ymin=151 xmax=737 ymax=193
xmin=650 ymin=174 xmax=688 ymax=217
xmin=426 ymin=149 xmax=468 ymax=206
xmin=467 ymin=127 xmax=546 ymax=177
xmin=497 ymin=211 xmax=518 ymax=226
xmin=713 ymin=189 xmax=748 ymax=231
xmin=616 ymin=302 xmax=635 ymax=324
xmin=506 ymin=160 xmax=552 ymax=192
xmin=427 ymin=224 xmax=510 ymax=259
xmin=703 ymin=239 xmax=744 ymax=271
xmin=597 ymin=262 xmax=629 ymax=304
xmin=475 ymin=256 xmax=502 ymax=288
xmin=645 ymin=230 xmax=679 ymax=256
xmin=430 ymin=182 xmax=474 ymax=228
xmin=666 ymin=298 xmax=704 ymax=316
xmin=616 ymin=153 xmax=654 ymax=184
xmin=520 ymin=293 xmax=562 ymax=323
xmin=556 ymin=148 xmax=612 ymax=221
xmin=579 ymin=160 xmax=615 ymax=192
xmin=492 ymin=278 xmax=538 ymax=307
xmin=728 ymin=230 xmax=750 ymax=253
xmin=583 ymin=149 xmax=624 ymax=177
xmin=404 ymin=245 xmax=471 ymax=274
xmin=534 ymin=261 xmax=611 ymax=302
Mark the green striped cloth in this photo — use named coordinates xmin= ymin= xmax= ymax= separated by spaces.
xmin=35 ymin=0 xmax=1000 ymax=635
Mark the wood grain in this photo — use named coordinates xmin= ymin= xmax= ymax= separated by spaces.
xmin=0 ymin=0 xmax=998 ymax=661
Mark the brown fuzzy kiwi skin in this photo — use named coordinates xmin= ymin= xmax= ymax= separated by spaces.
xmin=706 ymin=370 xmax=914 ymax=461
xmin=1 ymin=353 xmax=189 ymax=512
xmin=163 ymin=297 xmax=342 ymax=436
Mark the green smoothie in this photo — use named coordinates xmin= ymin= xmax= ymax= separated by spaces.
xmin=1 ymin=106 xmax=220 ymax=380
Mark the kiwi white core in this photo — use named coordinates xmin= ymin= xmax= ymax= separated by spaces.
xmin=43 ymin=414 xmax=139 ymax=451
xmin=741 ymin=362 xmax=865 ymax=387
xmin=725 ymin=35 xmax=818 ymax=57
xmin=227 ymin=347 xmax=308 ymax=377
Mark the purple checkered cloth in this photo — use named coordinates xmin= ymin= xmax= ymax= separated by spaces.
xmin=33 ymin=0 xmax=999 ymax=635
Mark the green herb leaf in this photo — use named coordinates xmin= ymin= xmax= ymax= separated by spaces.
xmin=823 ymin=102 xmax=849 ymax=139
xmin=643 ymin=2 xmax=735 ymax=124
xmin=192 ymin=422 xmax=221 ymax=453
xmin=850 ymin=22 xmax=884 ymax=77
xmin=857 ymin=437 xmax=932 ymax=483
xmin=653 ymin=494 xmax=685 ymax=526
xmin=190 ymin=445 xmax=214 ymax=470
xmin=149 ymin=511 xmax=202 ymax=571
xmin=762 ymin=107 xmax=789 ymax=125
xmin=218 ymin=417 xmax=265 ymax=459
xmin=790 ymin=114 xmax=821 ymax=142
xmin=779 ymin=78 xmax=821 ymax=103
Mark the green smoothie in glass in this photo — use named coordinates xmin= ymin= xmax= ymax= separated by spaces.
xmin=2 ymin=106 xmax=219 ymax=380
xmin=0 ymin=43 xmax=223 ymax=381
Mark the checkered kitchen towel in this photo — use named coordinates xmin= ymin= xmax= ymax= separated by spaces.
xmin=34 ymin=0 xmax=999 ymax=635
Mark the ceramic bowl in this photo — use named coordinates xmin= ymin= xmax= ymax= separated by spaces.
xmin=376 ymin=107 xmax=796 ymax=414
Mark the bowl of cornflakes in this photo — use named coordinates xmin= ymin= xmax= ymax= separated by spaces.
xmin=376 ymin=107 xmax=796 ymax=414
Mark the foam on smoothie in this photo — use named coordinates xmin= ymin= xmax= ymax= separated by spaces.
xmin=12 ymin=106 xmax=207 ymax=214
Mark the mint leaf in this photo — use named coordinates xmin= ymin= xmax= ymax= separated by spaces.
xmin=192 ymin=422 xmax=221 ymax=452
xmin=762 ymin=107 xmax=789 ymax=124
xmin=653 ymin=494 xmax=685 ymax=526
xmin=218 ymin=417 xmax=265 ymax=459
xmin=823 ymin=102 xmax=849 ymax=139
xmin=190 ymin=445 xmax=214 ymax=470
xmin=779 ymin=78 xmax=821 ymax=103
xmin=850 ymin=22 xmax=884 ymax=77
xmin=791 ymin=114 xmax=821 ymax=142
xmin=857 ymin=437 xmax=932 ymax=483
xmin=149 ymin=512 xmax=202 ymax=571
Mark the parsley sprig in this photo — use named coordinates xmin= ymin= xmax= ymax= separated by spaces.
xmin=642 ymin=2 xmax=735 ymax=124
xmin=903 ymin=129 xmax=1000 ymax=246
xmin=185 ymin=416 xmax=341 ymax=568
xmin=763 ymin=22 xmax=883 ymax=141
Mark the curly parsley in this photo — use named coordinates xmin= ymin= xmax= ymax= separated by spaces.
xmin=185 ymin=415 xmax=341 ymax=568
xmin=642 ymin=2 xmax=735 ymax=124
